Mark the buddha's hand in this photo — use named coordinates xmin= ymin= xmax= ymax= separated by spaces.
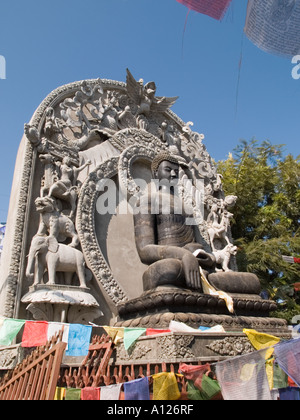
xmin=182 ymin=252 xmax=201 ymax=290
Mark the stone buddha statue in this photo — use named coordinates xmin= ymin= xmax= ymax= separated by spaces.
xmin=134 ymin=151 xmax=262 ymax=298
xmin=133 ymin=152 xmax=216 ymax=291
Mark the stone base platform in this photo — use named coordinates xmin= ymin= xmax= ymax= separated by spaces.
xmin=115 ymin=287 xmax=287 ymax=336
xmin=112 ymin=330 xmax=291 ymax=366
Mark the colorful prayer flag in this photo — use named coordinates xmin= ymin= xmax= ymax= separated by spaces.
xmin=152 ymin=372 xmax=181 ymax=400
xmin=180 ymin=363 xmax=220 ymax=400
xmin=65 ymin=388 xmax=82 ymax=400
xmin=65 ymin=324 xmax=92 ymax=357
xmin=215 ymin=349 xmax=272 ymax=400
xmin=21 ymin=321 xmax=48 ymax=347
xmin=244 ymin=0 xmax=300 ymax=58
xmin=81 ymin=387 xmax=100 ymax=400
xmin=274 ymin=337 xmax=300 ymax=387
xmin=243 ymin=328 xmax=280 ymax=359
xmin=100 ymin=383 xmax=122 ymax=400
xmin=176 ymin=0 xmax=232 ymax=20
xmin=103 ymin=326 xmax=124 ymax=345
xmin=180 ymin=363 xmax=210 ymax=388
xmin=124 ymin=377 xmax=150 ymax=400
xmin=54 ymin=387 xmax=66 ymax=400
xmin=47 ymin=322 xmax=69 ymax=348
xmin=124 ymin=328 xmax=146 ymax=351
xmin=146 ymin=328 xmax=171 ymax=335
xmin=0 ymin=319 xmax=25 ymax=346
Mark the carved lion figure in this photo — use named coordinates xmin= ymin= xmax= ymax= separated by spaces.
xmin=35 ymin=196 xmax=79 ymax=247
xmin=212 ymin=244 xmax=238 ymax=272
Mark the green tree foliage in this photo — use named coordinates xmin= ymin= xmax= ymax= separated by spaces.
xmin=216 ymin=139 xmax=300 ymax=321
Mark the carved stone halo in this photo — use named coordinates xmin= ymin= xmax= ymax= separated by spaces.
xmin=118 ymin=144 xmax=156 ymax=198
xmin=76 ymin=129 xmax=170 ymax=310
xmin=76 ymin=156 xmax=127 ymax=307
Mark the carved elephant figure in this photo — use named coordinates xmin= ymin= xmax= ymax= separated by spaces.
xmin=26 ymin=235 xmax=87 ymax=288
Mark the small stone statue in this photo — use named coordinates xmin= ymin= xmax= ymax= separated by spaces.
xmin=133 ymin=152 xmax=216 ymax=291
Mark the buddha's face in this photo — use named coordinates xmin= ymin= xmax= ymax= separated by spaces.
xmin=156 ymin=160 xmax=179 ymax=186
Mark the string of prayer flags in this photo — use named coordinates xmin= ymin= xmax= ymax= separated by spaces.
xmin=274 ymin=337 xmax=300 ymax=387
xmin=100 ymin=384 xmax=122 ymax=401
xmin=176 ymin=0 xmax=233 ymax=21
xmin=152 ymin=372 xmax=181 ymax=400
xmin=65 ymin=324 xmax=92 ymax=357
xmin=244 ymin=0 xmax=300 ymax=58
xmin=124 ymin=377 xmax=150 ymax=400
xmin=0 ymin=319 xmax=25 ymax=346
xmin=243 ymin=328 xmax=281 ymax=359
xmin=215 ymin=348 xmax=272 ymax=400
xmin=282 ymin=255 xmax=300 ymax=264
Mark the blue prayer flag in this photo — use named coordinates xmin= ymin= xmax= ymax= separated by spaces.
xmin=124 ymin=377 xmax=150 ymax=400
xmin=65 ymin=324 xmax=92 ymax=357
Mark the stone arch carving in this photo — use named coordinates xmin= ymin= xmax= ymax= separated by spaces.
xmin=0 ymin=70 xmax=238 ymax=324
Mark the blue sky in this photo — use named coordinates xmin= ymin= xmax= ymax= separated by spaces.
xmin=0 ymin=0 xmax=299 ymax=222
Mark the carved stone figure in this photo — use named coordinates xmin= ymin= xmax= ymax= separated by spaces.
xmin=213 ymin=244 xmax=238 ymax=272
xmin=134 ymin=152 xmax=216 ymax=291
xmin=126 ymin=69 xmax=178 ymax=116
xmin=35 ymin=196 xmax=79 ymax=247
xmin=207 ymin=204 xmax=233 ymax=251
xmin=47 ymin=156 xmax=91 ymax=218
xmin=25 ymin=235 xmax=88 ymax=288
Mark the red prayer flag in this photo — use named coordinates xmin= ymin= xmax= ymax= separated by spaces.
xmin=180 ymin=363 xmax=211 ymax=389
xmin=146 ymin=328 xmax=171 ymax=336
xmin=176 ymin=0 xmax=232 ymax=20
xmin=21 ymin=321 xmax=48 ymax=347
xmin=294 ymin=258 xmax=300 ymax=264
xmin=81 ymin=387 xmax=100 ymax=400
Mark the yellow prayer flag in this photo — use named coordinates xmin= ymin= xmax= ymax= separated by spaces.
xmin=54 ymin=387 xmax=66 ymax=400
xmin=243 ymin=329 xmax=280 ymax=359
xmin=103 ymin=326 xmax=124 ymax=344
xmin=265 ymin=359 xmax=274 ymax=390
xmin=152 ymin=372 xmax=181 ymax=400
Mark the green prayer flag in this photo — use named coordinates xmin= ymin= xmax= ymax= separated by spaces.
xmin=124 ymin=328 xmax=146 ymax=351
xmin=65 ymin=388 xmax=82 ymax=400
xmin=0 ymin=319 xmax=25 ymax=346
xmin=273 ymin=363 xmax=288 ymax=389
xmin=187 ymin=375 xmax=221 ymax=400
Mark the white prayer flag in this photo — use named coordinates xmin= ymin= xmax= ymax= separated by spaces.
xmin=245 ymin=0 xmax=300 ymax=58
xmin=216 ymin=349 xmax=272 ymax=400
